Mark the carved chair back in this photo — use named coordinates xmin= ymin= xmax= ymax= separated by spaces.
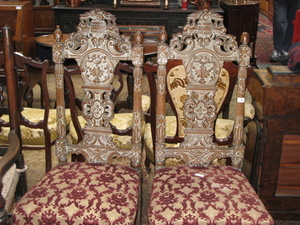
xmin=53 ymin=9 xmax=144 ymax=167
xmin=148 ymin=10 xmax=274 ymax=225
xmin=155 ymin=9 xmax=251 ymax=168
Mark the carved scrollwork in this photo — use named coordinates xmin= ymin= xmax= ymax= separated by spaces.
xmin=184 ymin=90 xmax=217 ymax=130
xmin=170 ymin=10 xmax=238 ymax=59
xmin=82 ymin=90 xmax=114 ymax=129
xmin=77 ymin=9 xmax=120 ymax=39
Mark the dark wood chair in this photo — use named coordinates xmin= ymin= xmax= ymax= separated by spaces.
xmin=147 ymin=9 xmax=274 ymax=224
xmin=12 ymin=9 xmax=144 ymax=224
xmin=0 ymin=35 xmax=59 ymax=173
xmin=0 ymin=25 xmax=27 ymax=225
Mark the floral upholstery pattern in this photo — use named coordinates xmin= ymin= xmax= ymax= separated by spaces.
xmin=166 ymin=66 xmax=230 ymax=138
xmin=0 ymin=108 xmax=71 ymax=145
xmin=13 ymin=162 xmax=140 ymax=225
xmin=148 ymin=165 xmax=274 ymax=225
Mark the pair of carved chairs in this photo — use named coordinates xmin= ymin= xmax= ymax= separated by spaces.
xmin=10 ymin=8 xmax=273 ymax=225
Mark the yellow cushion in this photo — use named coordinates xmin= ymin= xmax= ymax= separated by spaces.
xmin=142 ymin=95 xmax=151 ymax=112
xmin=69 ymin=113 xmax=145 ymax=148
xmin=0 ymin=108 xmax=71 ymax=146
xmin=144 ymin=117 xmax=233 ymax=153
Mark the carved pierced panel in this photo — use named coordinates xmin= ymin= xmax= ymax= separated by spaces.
xmin=156 ymin=9 xmax=251 ymax=168
xmin=53 ymin=9 xmax=143 ymax=166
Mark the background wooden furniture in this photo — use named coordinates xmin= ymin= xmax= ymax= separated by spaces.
xmin=53 ymin=3 xmax=222 ymax=40
xmin=0 ymin=1 xmax=36 ymax=58
xmin=259 ymin=0 xmax=273 ymax=21
xmin=247 ymin=66 xmax=300 ymax=220
xmin=33 ymin=6 xmax=56 ymax=35
xmin=219 ymin=0 xmax=260 ymax=63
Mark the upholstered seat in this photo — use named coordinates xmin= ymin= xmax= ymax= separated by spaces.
xmin=0 ymin=108 xmax=71 ymax=146
xmin=13 ymin=162 xmax=140 ymax=224
xmin=147 ymin=9 xmax=274 ymax=224
xmin=149 ymin=165 xmax=273 ymax=224
xmin=12 ymin=9 xmax=144 ymax=224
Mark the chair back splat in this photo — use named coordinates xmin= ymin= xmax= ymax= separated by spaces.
xmin=155 ymin=10 xmax=249 ymax=168
xmin=54 ymin=9 xmax=144 ymax=167
xmin=148 ymin=9 xmax=274 ymax=224
xmin=13 ymin=9 xmax=144 ymax=224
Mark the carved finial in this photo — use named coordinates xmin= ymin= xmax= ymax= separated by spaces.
xmin=54 ymin=25 xmax=63 ymax=42
xmin=240 ymin=32 xmax=250 ymax=44
xmin=159 ymin=27 xmax=168 ymax=43
xmin=134 ymin=30 xmax=144 ymax=45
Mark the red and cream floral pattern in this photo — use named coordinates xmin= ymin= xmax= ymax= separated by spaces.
xmin=148 ymin=165 xmax=274 ymax=225
xmin=13 ymin=162 xmax=140 ymax=225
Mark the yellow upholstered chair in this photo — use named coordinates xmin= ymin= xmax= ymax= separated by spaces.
xmin=13 ymin=9 xmax=144 ymax=224
xmin=0 ymin=25 xmax=26 ymax=223
xmin=147 ymin=9 xmax=274 ymax=224
xmin=0 ymin=41 xmax=71 ymax=173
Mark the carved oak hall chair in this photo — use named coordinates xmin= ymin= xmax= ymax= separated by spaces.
xmin=12 ymin=9 xmax=144 ymax=224
xmin=148 ymin=10 xmax=274 ymax=224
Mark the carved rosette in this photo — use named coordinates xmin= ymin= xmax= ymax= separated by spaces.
xmin=186 ymin=52 xmax=220 ymax=85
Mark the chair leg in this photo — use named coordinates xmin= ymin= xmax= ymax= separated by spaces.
xmin=15 ymin=153 xmax=28 ymax=199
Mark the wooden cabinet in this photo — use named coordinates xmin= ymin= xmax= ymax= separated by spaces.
xmin=0 ymin=1 xmax=36 ymax=57
xmin=219 ymin=0 xmax=260 ymax=61
xmin=33 ymin=6 xmax=56 ymax=35
xmin=247 ymin=66 xmax=300 ymax=220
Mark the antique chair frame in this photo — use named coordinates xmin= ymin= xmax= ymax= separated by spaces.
xmin=148 ymin=9 xmax=274 ymax=224
xmin=12 ymin=9 xmax=144 ymax=225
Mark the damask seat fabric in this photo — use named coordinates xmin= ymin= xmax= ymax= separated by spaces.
xmin=148 ymin=165 xmax=273 ymax=225
xmin=13 ymin=162 xmax=140 ymax=224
